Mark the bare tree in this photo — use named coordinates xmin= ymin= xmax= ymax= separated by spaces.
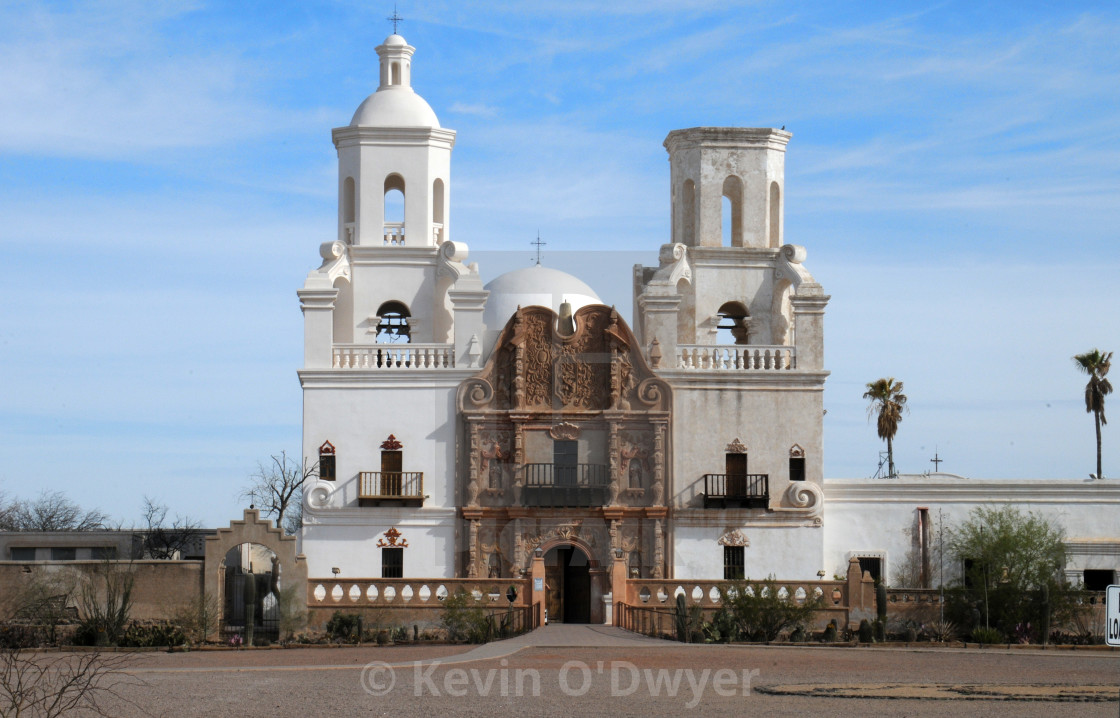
xmin=0 ymin=490 xmax=14 ymax=532
xmin=1 ymin=491 xmax=108 ymax=532
xmin=137 ymin=496 xmax=202 ymax=560
xmin=0 ymin=648 xmax=140 ymax=718
xmin=240 ymin=452 xmax=315 ymax=535
xmin=10 ymin=570 xmax=81 ymax=646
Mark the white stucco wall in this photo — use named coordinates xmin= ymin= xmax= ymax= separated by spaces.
xmin=823 ymin=476 xmax=1120 ymax=585
xmin=674 ymin=519 xmax=824 ymax=580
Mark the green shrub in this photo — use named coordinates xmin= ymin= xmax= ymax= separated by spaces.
xmin=718 ymin=577 xmax=823 ymax=642
xmin=971 ymin=626 xmax=1004 ymax=644
xmin=325 ymin=611 xmax=361 ymax=642
xmin=440 ymin=591 xmax=490 ymax=643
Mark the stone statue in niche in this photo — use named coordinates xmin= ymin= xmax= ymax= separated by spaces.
xmin=488 ymin=552 xmax=502 ymax=578
xmin=629 ymin=457 xmax=643 ymax=489
xmin=480 ymin=441 xmax=506 ymax=489
xmin=621 ymin=442 xmax=643 ymax=488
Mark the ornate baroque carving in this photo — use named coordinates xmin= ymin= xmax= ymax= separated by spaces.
xmin=718 ymin=529 xmax=749 ymax=547
xmin=548 ymin=422 xmax=581 ymax=441
xmin=380 ymin=434 xmax=403 ymax=451
xmin=376 ymin=527 xmax=409 ymax=548
xmin=725 ymin=438 xmax=748 ymax=454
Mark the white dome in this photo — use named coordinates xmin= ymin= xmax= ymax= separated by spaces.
xmin=351 ymin=89 xmax=440 ymax=128
xmin=483 ymin=264 xmax=602 ymax=330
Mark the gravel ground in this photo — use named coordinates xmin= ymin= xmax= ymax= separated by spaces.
xmin=26 ymin=637 xmax=1120 ymax=717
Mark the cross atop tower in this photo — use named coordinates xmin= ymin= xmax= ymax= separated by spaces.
xmin=387 ymin=5 xmax=403 ymax=34
xmin=531 ymin=231 xmax=546 ymax=265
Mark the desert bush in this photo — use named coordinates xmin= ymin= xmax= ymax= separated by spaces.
xmin=441 ymin=591 xmax=490 ymax=643
xmin=718 ymin=577 xmax=823 ymax=642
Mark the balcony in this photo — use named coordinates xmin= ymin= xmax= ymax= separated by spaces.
xmin=333 ymin=343 xmax=455 ymax=370
xmin=359 ymin=472 xmax=424 ymax=507
xmin=702 ymin=473 xmax=769 ymax=509
xmin=522 ymin=464 xmax=610 ymax=508
xmin=678 ymin=345 xmax=795 ymax=371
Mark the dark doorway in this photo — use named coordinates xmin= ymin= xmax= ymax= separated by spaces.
xmin=543 ymin=545 xmax=591 ymax=624
xmin=726 ymin=452 xmax=747 ymax=497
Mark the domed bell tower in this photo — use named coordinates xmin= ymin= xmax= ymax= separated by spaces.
xmin=332 ymin=34 xmax=455 ymax=247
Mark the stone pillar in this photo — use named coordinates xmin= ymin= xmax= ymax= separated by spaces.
xmin=297 ymin=287 xmax=338 ymax=369
xmin=638 ymin=294 xmax=681 ymax=367
xmin=530 ymin=549 xmax=546 ymax=623
xmin=449 ymin=282 xmax=489 ymax=368
xmin=790 ymin=284 xmax=829 ymax=371
xmin=611 ymin=549 xmax=630 ymax=622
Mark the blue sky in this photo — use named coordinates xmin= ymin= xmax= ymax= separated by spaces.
xmin=1 ymin=1 xmax=1117 ymax=527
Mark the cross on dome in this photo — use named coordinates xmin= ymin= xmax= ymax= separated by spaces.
xmin=531 ymin=231 xmax=546 ymax=265
xmin=387 ymin=5 xmax=403 ymax=34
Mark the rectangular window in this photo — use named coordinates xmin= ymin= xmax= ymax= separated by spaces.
xmin=723 ymin=546 xmax=745 ymax=580
xmin=50 ymin=547 xmax=77 ymax=561
xmin=857 ymin=556 xmax=882 ymax=583
xmin=1083 ymin=569 xmax=1115 ymax=591
xmin=789 ymin=456 xmax=805 ymax=482
xmin=90 ymin=546 xmax=118 ymax=561
xmin=319 ymin=454 xmax=336 ymax=481
xmin=382 ymin=547 xmax=403 ymax=578
xmin=9 ymin=547 xmax=36 ymax=561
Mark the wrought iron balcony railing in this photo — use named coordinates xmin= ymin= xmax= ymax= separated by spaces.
xmin=702 ymin=473 xmax=769 ymax=509
xmin=359 ymin=472 xmax=424 ymax=507
xmin=522 ymin=463 xmax=610 ymax=508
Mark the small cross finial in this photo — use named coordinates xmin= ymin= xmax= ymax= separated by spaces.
xmin=388 ymin=4 xmax=403 ymax=34
xmin=531 ymin=231 xmax=546 ymax=265
xmin=930 ymin=451 xmax=943 ymax=472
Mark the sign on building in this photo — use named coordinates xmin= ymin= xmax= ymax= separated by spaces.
xmin=1106 ymin=585 xmax=1120 ymax=647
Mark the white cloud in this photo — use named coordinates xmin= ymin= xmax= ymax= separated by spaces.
xmin=449 ymin=101 xmax=499 ymax=117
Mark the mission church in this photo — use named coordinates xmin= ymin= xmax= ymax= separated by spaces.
xmin=296 ymin=32 xmax=1119 ymax=623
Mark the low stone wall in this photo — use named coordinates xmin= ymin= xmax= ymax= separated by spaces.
xmin=0 ymin=560 xmax=204 ymax=622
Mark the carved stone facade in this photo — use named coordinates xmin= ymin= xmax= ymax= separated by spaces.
xmin=457 ymin=304 xmax=672 ymax=586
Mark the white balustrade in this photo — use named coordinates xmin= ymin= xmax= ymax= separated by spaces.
xmin=332 ymin=343 xmax=455 ymax=370
xmin=383 ymin=222 xmax=405 ymax=245
xmin=677 ymin=345 xmax=796 ymax=371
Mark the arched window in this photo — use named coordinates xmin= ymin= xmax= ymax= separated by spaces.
xmin=332 ymin=276 xmax=353 ymax=343
xmin=722 ymin=175 xmax=743 ymax=246
xmin=384 ymin=174 xmax=405 ymax=245
xmin=380 ymin=435 xmax=403 ymax=497
xmin=769 ymin=181 xmax=781 ymax=247
xmin=716 ymin=301 xmax=750 ymax=345
xmin=391 ymin=61 xmax=401 ymax=86
xmin=681 ymin=179 xmax=696 ymax=245
xmin=432 ymin=178 xmax=445 ymax=244
xmin=376 ymin=301 xmax=411 ymax=343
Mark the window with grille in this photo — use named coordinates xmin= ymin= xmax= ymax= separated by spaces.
xmin=723 ymin=546 xmax=745 ymax=580
xmin=382 ymin=547 xmax=403 ymax=578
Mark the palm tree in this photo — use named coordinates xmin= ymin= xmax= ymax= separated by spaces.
xmin=1073 ymin=349 xmax=1113 ymax=479
xmin=864 ymin=377 xmax=908 ymax=478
